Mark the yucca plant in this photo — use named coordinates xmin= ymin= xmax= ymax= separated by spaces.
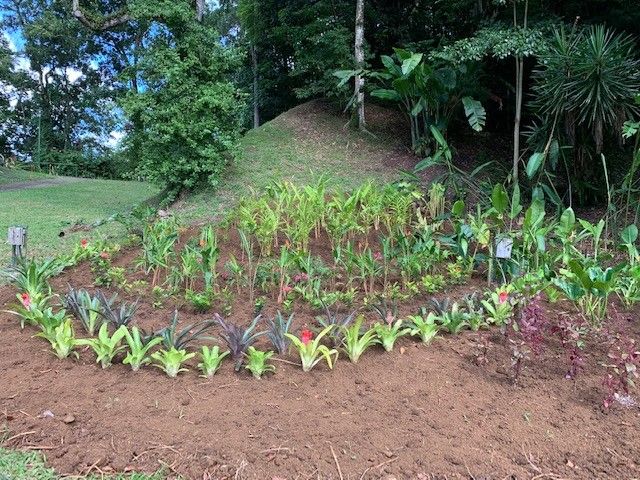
xmin=215 ymin=313 xmax=265 ymax=370
xmin=151 ymin=348 xmax=195 ymax=378
xmin=266 ymin=311 xmax=294 ymax=355
xmin=96 ymin=291 xmax=137 ymax=327
xmin=407 ymin=313 xmax=440 ymax=343
xmin=198 ymin=346 xmax=229 ymax=378
xmin=64 ymin=287 xmax=105 ymax=336
xmin=245 ymin=347 xmax=276 ymax=379
xmin=373 ymin=319 xmax=411 ymax=352
xmin=341 ymin=316 xmax=378 ymax=363
xmin=285 ymin=327 xmax=339 ymax=372
xmin=76 ymin=324 xmax=128 ymax=368
xmin=123 ymin=326 xmax=163 ymax=371
xmin=36 ymin=318 xmax=78 ymax=359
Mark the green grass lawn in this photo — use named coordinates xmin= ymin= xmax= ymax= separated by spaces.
xmin=0 ymin=167 xmax=51 ymax=186
xmin=0 ymin=176 xmax=159 ymax=264
xmin=0 ymin=448 xmax=165 ymax=479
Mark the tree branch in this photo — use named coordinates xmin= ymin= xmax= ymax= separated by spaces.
xmin=71 ymin=0 xmax=131 ymax=31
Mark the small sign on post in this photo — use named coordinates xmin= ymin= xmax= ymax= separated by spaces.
xmin=8 ymin=225 xmax=27 ymax=265
xmin=495 ymin=236 xmax=513 ymax=260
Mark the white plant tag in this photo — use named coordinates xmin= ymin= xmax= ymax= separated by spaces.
xmin=495 ymin=237 xmax=513 ymax=259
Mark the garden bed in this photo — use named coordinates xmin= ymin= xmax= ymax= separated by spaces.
xmin=1 ymin=246 xmax=639 ymax=479
xmin=1 ymin=182 xmax=640 ymax=479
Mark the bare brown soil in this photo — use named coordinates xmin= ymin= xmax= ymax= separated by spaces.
xmin=1 ymin=231 xmax=640 ymax=479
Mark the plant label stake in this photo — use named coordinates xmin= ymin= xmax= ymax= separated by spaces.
xmin=8 ymin=225 xmax=27 ymax=265
xmin=495 ymin=237 xmax=513 ymax=260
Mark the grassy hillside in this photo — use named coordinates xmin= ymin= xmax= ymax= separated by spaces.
xmin=173 ymin=100 xmax=419 ymax=221
xmin=0 ymin=173 xmax=159 ymax=263
xmin=0 ymin=166 xmax=51 ymax=185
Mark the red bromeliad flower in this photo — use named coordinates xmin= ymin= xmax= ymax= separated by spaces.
xmin=20 ymin=293 xmax=31 ymax=309
xmin=300 ymin=329 xmax=313 ymax=345
xmin=498 ymin=291 xmax=509 ymax=304
xmin=80 ymin=239 xmax=88 ymax=249
xmin=99 ymin=251 xmax=110 ymax=259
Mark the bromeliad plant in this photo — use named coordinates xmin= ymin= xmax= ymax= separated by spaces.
xmin=156 ymin=311 xmax=216 ymax=350
xmin=5 ymin=292 xmax=51 ymax=329
xmin=407 ymin=312 xmax=440 ymax=343
xmin=245 ymin=347 xmax=276 ymax=379
xmin=373 ymin=319 xmax=411 ymax=352
xmin=64 ymin=287 xmax=105 ymax=336
xmin=481 ymin=287 xmax=514 ymax=327
xmin=266 ymin=311 xmax=294 ymax=355
xmin=286 ymin=327 xmax=339 ymax=372
xmin=198 ymin=346 xmax=229 ymax=378
xmin=96 ymin=291 xmax=137 ymax=328
xmin=151 ymin=348 xmax=196 ymax=378
xmin=1 ymin=257 xmax=62 ymax=298
xmin=317 ymin=301 xmax=358 ymax=347
xmin=341 ymin=316 xmax=378 ymax=363
xmin=76 ymin=324 xmax=128 ymax=369
xmin=215 ymin=314 xmax=265 ymax=370
xmin=123 ymin=326 xmax=163 ymax=371
xmin=36 ymin=318 xmax=78 ymax=359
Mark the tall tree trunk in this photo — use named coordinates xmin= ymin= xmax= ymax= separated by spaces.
xmin=354 ymin=0 xmax=365 ymax=130
xmin=511 ymin=0 xmax=528 ymax=187
xmin=251 ymin=44 xmax=260 ymax=129
xmin=196 ymin=0 xmax=205 ymax=22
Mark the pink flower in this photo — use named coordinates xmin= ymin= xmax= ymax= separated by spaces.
xmin=301 ymin=330 xmax=313 ymax=345
xmin=374 ymin=251 xmax=383 ymax=261
xmin=282 ymin=285 xmax=293 ymax=295
xmin=498 ymin=291 xmax=508 ymax=304
xmin=99 ymin=251 xmax=110 ymax=260
xmin=80 ymin=239 xmax=88 ymax=249
xmin=20 ymin=293 xmax=30 ymax=309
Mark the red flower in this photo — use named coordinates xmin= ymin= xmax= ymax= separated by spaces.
xmin=300 ymin=329 xmax=313 ymax=345
xmin=99 ymin=251 xmax=110 ymax=259
xmin=80 ymin=239 xmax=88 ymax=249
xmin=498 ymin=291 xmax=508 ymax=304
xmin=20 ymin=293 xmax=30 ymax=309
xmin=282 ymin=285 xmax=293 ymax=295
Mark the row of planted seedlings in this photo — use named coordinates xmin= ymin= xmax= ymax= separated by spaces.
xmin=3 ymin=179 xmax=640 ymax=407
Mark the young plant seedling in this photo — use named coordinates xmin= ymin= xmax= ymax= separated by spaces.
xmin=407 ymin=313 xmax=440 ymax=343
xmin=76 ymin=323 xmax=128 ymax=369
xmin=198 ymin=346 xmax=230 ymax=378
xmin=96 ymin=290 xmax=138 ymax=327
xmin=245 ymin=347 xmax=276 ymax=379
xmin=373 ymin=319 xmax=411 ymax=352
xmin=123 ymin=326 xmax=163 ymax=371
xmin=285 ymin=326 xmax=339 ymax=372
xmin=215 ymin=313 xmax=265 ymax=371
xmin=341 ymin=316 xmax=378 ymax=363
xmin=151 ymin=348 xmax=196 ymax=378
xmin=64 ymin=287 xmax=105 ymax=336
xmin=266 ymin=311 xmax=294 ymax=355
xmin=36 ymin=318 xmax=79 ymax=359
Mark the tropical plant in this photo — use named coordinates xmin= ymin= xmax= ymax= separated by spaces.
xmin=138 ymin=219 xmax=179 ymax=286
xmin=215 ymin=314 xmax=265 ymax=370
xmin=198 ymin=346 xmax=230 ymax=378
xmin=64 ymin=287 xmax=105 ymax=336
xmin=245 ymin=347 xmax=276 ymax=379
xmin=151 ymin=348 xmax=196 ymax=378
xmin=4 ymin=292 xmax=51 ymax=329
xmin=36 ymin=318 xmax=78 ymax=359
xmin=481 ymin=289 xmax=514 ymax=326
xmin=156 ymin=311 xmax=216 ymax=350
xmin=266 ymin=311 xmax=294 ymax=355
xmin=123 ymin=326 xmax=163 ymax=371
xmin=373 ymin=319 xmax=411 ymax=352
xmin=316 ymin=302 xmax=358 ymax=347
xmin=285 ymin=327 xmax=339 ymax=372
xmin=76 ymin=324 xmax=128 ymax=369
xmin=437 ymin=302 xmax=469 ymax=335
xmin=407 ymin=313 xmax=440 ymax=343
xmin=1 ymin=257 xmax=61 ymax=297
xmin=341 ymin=316 xmax=378 ymax=363
xmin=96 ymin=291 xmax=137 ymax=327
